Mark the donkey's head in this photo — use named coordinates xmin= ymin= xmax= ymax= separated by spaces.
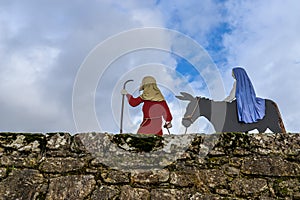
xmin=176 ymin=92 xmax=201 ymax=128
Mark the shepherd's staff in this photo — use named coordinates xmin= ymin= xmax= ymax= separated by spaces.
xmin=163 ymin=123 xmax=171 ymax=135
xmin=120 ymin=79 xmax=133 ymax=133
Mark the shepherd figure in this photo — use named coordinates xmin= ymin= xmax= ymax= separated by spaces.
xmin=121 ymin=76 xmax=173 ymax=136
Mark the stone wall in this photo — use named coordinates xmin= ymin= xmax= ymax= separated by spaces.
xmin=0 ymin=132 xmax=299 ymax=200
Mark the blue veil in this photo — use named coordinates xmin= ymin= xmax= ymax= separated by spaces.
xmin=233 ymin=67 xmax=265 ymax=123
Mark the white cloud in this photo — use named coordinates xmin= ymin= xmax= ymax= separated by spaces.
xmin=157 ymin=0 xmax=223 ymax=42
xmin=0 ymin=46 xmax=69 ymax=132
xmin=0 ymin=1 xmax=165 ymax=133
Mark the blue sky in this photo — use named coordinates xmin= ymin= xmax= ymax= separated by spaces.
xmin=1 ymin=0 xmax=300 ymax=133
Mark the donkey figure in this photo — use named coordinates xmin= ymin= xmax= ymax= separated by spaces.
xmin=176 ymin=92 xmax=286 ymax=133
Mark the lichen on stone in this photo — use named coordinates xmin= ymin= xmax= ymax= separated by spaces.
xmin=111 ymin=133 xmax=164 ymax=152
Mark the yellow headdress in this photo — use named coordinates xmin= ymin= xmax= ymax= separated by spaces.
xmin=139 ymin=76 xmax=165 ymax=101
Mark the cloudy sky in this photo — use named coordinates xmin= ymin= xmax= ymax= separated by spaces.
xmin=1 ymin=0 xmax=299 ymax=134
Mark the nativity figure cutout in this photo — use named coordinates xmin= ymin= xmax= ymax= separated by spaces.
xmin=176 ymin=67 xmax=286 ymax=133
xmin=121 ymin=76 xmax=173 ymax=136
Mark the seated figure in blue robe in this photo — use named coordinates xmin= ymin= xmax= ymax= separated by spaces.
xmin=224 ymin=67 xmax=265 ymax=123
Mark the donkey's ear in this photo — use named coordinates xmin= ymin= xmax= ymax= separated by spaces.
xmin=176 ymin=92 xmax=195 ymax=101
xmin=181 ymin=92 xmax=195 ymax=101
xmin=175 ymin=95 xmax=186 ymax=101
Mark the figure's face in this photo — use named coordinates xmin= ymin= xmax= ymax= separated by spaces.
xmin=139 ymin=85 xmax=144 ymax=91
xmin=182 ymin=97 xmax=200 ymax=128
xmin=232 ymin=70 xmax=235 ymax=79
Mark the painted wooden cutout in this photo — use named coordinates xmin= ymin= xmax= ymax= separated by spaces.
xmin=176 ymin=92 xmax=286 ymax=133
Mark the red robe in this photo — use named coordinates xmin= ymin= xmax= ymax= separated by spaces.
xmin=126 ymin=94 xmax=172 ymax=136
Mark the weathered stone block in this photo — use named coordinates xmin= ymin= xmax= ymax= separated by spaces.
xmin=46 ymin=175 xmax=96 ymax=200
xmin=0 ymin=133 xmax=44 ymax=153
xmin=273 ymin=178 xmax=300 ymax=199
xmin=198 ymin=169 xmax=228 ymax=189
xmin=131 ymin=169 xmax=169 ymax=185
xmin=222 ymin=164 xmax=240 ymax=177
xmin=101 ymin=169 xmax=130 ymax=184
xmin=0 ymin=168 xmax=6 ymax=179
xmin=230 ymin=178 xmax=268 ymax=197
xmin=39 ymin=157 xmax=87 ymax=173
xmin=170 ymin=170 xmax=200 ymax=187
xmin=0 ymin=154 xmax=39 ymax=168
xmin=91 ymin=185 xmax=120 ymax=200
xmin=46 ymin=132 xmax=71 ymax=150
xmin=241 ymin=156 xmax=300 ymax=177
xmin=189 ymin=193 xmax=226 ymax=200
xmin=79 ymin=133 xmax=197 ymax=170
xmin=150 ymin=188 xmax=187 ymax=200
xmin=119 ymin=185 xmax=150 ymax=200
xmin=0 ymin=169 xmax=45 ymax=200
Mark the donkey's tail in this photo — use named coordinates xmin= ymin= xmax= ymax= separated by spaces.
xmin=271 ymin=101 xmax=287 ymax=133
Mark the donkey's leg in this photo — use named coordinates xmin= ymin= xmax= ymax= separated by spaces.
xmin=268 ymin=121 xmax=282 ymax=133
xmin=257 ymin=127 xmax=267 ymax=133
xmin=269 ymin=126 xmax=282 ymax=133
xmin=270 ymin=101 xmax=287 ymax=133
xmin=256 ymin=122 xmax=267 ymax=133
